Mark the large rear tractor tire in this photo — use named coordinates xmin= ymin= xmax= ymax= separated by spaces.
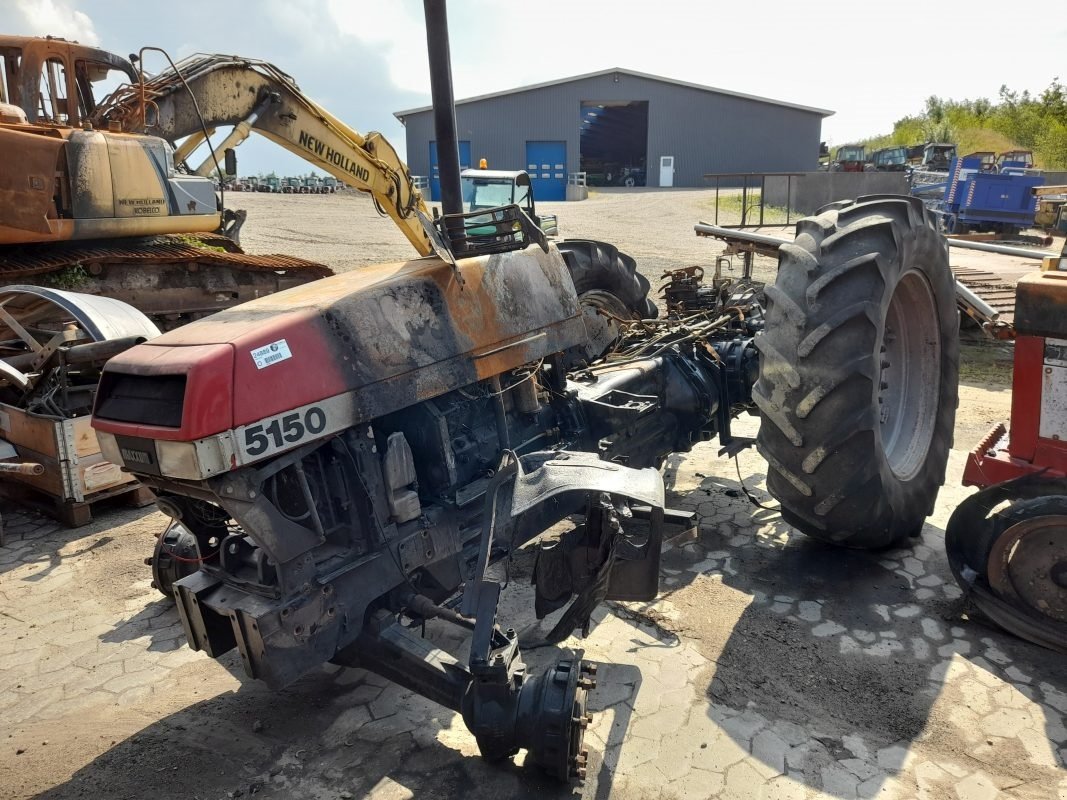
xmin=754 ymin=195 xmax=958 ymax=548
xmin=556 ymin=239 xmax=658 ymax=320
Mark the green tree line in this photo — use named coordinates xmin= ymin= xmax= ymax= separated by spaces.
xmin=862 ymin=80 xmax=1067 ymax=168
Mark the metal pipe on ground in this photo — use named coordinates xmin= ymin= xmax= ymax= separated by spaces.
xmin=955 ymin=281 xmax=1000 ymax=322
xmin=695 ymin=222 xmax=1058 ymax=261
xmin=945 ymin=239 xmax=1056 ymax=260
xmin=694 ymin=222 xmax=788 ymax=249
xmin=692 ymin=221 xmax=1043 ymax=335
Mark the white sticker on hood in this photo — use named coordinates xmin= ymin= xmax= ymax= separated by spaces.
xmin=251 ymin=339 xmax=292 ymax=369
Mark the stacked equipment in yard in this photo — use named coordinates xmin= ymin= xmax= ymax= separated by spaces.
xmin=0 ymin=287 xmax=160 ymax=530
xmin=947 ymin=241 xmax=1067 ymax=652
xmin=912 ymin=154 xmax=1044 ymax=235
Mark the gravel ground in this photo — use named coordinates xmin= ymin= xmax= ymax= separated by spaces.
xmin=2 ymin=189 xmax=1064 ymax=800
xmin=233 ymin=186 xmax=782 ymax=288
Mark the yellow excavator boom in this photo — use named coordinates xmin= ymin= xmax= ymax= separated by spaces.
xmin=93 ymin=54 xmax=438 ymax=257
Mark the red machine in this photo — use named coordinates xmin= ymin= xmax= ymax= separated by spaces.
xmin=947 ymin=252 xmax=1067 ymax=652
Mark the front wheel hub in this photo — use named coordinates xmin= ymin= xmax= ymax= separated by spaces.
xmin=988 ymin=515 xmax=1067 ymax=624
xmin=148 ymin=521 xmax=201 ymax=598
xmin=463 ymin=653 xmax=596 ymax=781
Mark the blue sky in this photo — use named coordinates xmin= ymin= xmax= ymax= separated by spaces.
xmin=7 ymin=0 xmax=1067 ymax=177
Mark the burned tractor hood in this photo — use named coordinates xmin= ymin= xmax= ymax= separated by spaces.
xmin=92 ymin=246 xmax=586 ymax=458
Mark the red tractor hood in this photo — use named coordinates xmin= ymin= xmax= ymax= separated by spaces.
xmin=92 ymin=248 xmax=585 ymax=448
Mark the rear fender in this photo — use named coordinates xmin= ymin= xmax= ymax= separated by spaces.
xmin=508 ymin=451 xmax=665 ymax=602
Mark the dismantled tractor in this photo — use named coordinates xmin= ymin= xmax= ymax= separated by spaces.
xmin=89 ymin=197 xmax=958 ymax=777
xmin=946 ymin=243 xmax=1067 ymax=653
xmin=88 ymin=2 xmax=958 ymax=780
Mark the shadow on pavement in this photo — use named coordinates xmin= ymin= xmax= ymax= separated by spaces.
xmin=657 ymin=464 xmax=1067 ymax=797
xmin=0 ymin=504 xmax=156 ymax=580
xmin=43 ymin=611 xmax=633 ymax=800
xmin=100 ymin=596 xmax=186 ymax=652
xmin=31 ymin=463 xmax=1067 ymax=799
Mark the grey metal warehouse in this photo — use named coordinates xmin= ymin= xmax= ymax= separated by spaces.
xmin=394 ymin=67 xmax=833 ymax=201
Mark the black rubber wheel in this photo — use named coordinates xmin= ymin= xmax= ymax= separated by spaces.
xmin=946 ymin=482 xmax=1067 ymax=653
xmin=622 ymin=175 xmax=636 ymax=187
xmin=149 ymin=521 xmax=201 ymax=598
xmin=555 ymin=239 xmax=658 ymax=320
xmin=754 ymin=195 xmax=959 ymax=548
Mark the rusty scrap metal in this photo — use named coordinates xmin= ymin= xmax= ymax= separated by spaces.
xmin=0 ymin=237 xmax=332 ymax=277
xmin=0 ymin=461 xmax=44 ymax=476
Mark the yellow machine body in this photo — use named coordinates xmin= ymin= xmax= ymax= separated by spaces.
xmin=0 ymin=36 xmax=220 ymax=246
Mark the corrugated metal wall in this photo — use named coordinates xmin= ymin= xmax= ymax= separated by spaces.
xmin=399 ymin=71 xmax=826 ymax=189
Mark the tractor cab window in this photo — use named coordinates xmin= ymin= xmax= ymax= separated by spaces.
xmin=0 ymin=48 xmax=21 ymax=105
xmin=462 ymin=178 xmax=514 ymax=211
xmin=37 ymin=57 xmax=71 ymax=123
xmin=513 ymin=184 xmax=531 ymax=209
xmin=74 ymin=60 xmax=130 ymax=117
xmin=0 ymin=47 xmax=20 ymax=105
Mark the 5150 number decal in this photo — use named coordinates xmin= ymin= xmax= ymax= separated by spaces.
xmin=243 ymin=406 xmax=327 ymax=457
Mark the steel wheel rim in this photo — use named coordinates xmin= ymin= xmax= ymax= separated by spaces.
xmin=880 ymin=270 xmax=941 ymax=481
xmin=988 ymin=515 xmax=1067 ymax=624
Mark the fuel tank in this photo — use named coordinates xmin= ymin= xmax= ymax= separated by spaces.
xmin=92 ymin=246 xmax=587 ymax=478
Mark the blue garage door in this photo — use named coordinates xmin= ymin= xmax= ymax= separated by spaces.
xmin=429 ymin=140 xmax=471 ymax=202
xmin=526 ymin=141 xmax=566 ymax=201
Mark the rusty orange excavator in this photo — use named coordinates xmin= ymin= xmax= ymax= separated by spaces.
xmin=0 ymin=35 xmax=449 ymax=328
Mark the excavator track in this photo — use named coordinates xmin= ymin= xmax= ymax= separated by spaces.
xmin=0 ymin=235 xmax=332 ymax=330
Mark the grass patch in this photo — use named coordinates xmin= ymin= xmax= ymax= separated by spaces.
xmin=37 ymin=265 xmax=89 ymax=291
xmin=959 ymin=339 xmax=1014 ymax=389
xmin=701 ymin=192 xmax=797 ymax=225
xmin=173 ymin=234 xmax=228 ymax=253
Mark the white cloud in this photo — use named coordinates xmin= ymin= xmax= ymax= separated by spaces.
xmin=11 ymin=0 xmax=99 ymax=45
xmin=324 ymin=0 xmax=427 ymax=93
xmin=317 ymin=0 xmax=1066 ymax=145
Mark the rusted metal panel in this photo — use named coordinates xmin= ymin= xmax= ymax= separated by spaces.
xmin=0 ymin=126 xmax=64 ymax=239
xmin=99 ymin=246 xmax=586 ymax=440
xmin=0 ymin=237 xmax=332 ymax=325
xmin=0 ymin=238 xmax=333 ymax=276
xmin=1015 ymin=269 xmax=1067 ymax=338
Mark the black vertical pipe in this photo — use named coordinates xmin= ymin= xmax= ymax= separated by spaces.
xmin=423 ymin=0 xmax=463 ymax=222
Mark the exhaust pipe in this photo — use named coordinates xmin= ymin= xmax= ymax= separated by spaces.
xmin=423 ymin=0 xmax=466 ymax=252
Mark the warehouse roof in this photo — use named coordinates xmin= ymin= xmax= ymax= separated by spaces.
xmin=394 ymin=67 xmax=834 ymax=120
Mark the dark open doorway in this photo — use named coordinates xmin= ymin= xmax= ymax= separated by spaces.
xmin=579 ymin=100 xmax=649 ymax=187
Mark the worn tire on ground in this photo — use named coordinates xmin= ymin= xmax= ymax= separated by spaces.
xmin=556 ymin=239 xmax=658 ymax=319
xmin=754 ymin=195 xmax=959 ymax=548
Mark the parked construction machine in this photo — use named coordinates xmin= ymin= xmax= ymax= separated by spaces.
xmin=0 ymin=35 xmax=331 ymax=328
xmin=0 ymin=33 xmax=502 ymax=328
xmin=87 ymin=1 xmax=958 ymax=781
xmin=911 ymin=153 xmax=1044 ymax=235
xmin=947 ymin=243 xmax=1067 ymax=653
xmin=830 ymin=144 xmax=866 ymax=172
xmin=461 ymin=167 xmax=559 ymax=238
xmin=866 ymin=146 xmax=908 ymax=172
xmin=909 ymin=142 xmax=958 ymax=172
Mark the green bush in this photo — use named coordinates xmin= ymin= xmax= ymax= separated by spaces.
xmin=859 ymin=80 xmax=1067 ymax=169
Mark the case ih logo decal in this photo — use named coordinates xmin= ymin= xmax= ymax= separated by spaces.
xmin=298 ymin=130 xmax=371 ymax=183
xmin=119 ymin=446 xmax=153 ymax=465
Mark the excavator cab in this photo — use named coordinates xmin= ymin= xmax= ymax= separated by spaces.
xmin=0 ymin=35 xmax=137 ymax=126
xmin=0 ymin=35 xmax=220 ymax=247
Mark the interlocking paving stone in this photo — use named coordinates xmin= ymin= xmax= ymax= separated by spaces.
xmin=3 ymin=424 xmax=1067 ymax=800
